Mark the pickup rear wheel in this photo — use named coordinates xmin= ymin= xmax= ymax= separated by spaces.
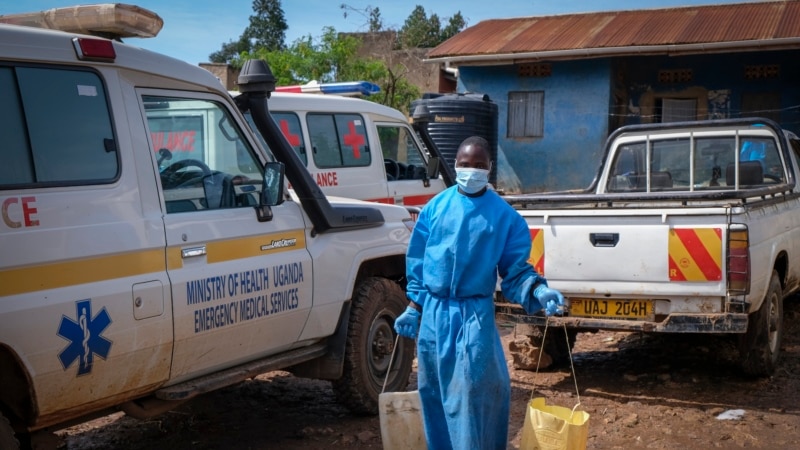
xmin=541 ymin=325 xmax=577 ymax=368
xmin=513 ymin=323 xmax=577 ymax=369
xmin=738 ymin=270 xmax=783 ymax=377
xmin=333 ymin=277 xmax=413 ymax=415
xmin=0 ymin=412 xmax=18 ymax=450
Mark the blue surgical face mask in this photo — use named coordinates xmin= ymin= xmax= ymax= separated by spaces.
xmin=455 ymin=167 xmax=490 ymax=194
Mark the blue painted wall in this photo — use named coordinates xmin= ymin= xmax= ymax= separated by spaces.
xmin=458 ymin=60 xmax=612 ymax=193
xmin=455 ymin=50 xmax=800 ymax=194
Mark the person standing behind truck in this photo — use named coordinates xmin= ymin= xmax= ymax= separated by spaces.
xmin=393 ymin=136 xmax=566 ymax=450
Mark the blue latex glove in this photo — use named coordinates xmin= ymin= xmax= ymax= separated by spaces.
xmin=534 ymin=284 xmax=566 ymax=316
xmin=394 ymin=305 xmax=421 ymax=339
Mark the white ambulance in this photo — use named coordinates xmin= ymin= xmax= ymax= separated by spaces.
xmin=236 ymin=86 xmax=448 ymax=209
xmin=0 ymin=4 xmax=415 ymax=448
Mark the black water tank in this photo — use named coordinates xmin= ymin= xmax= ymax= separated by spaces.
xmin=411 ymin=93 xmax=499 ymax=184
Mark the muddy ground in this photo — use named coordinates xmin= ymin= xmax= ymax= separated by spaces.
xmin=58 ymin=298 xmax=800 ymax=449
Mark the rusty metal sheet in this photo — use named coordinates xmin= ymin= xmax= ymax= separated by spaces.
xmin=428 ymin=1 xmax=800 ymax=60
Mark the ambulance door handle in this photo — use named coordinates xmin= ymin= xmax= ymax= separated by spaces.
xmin=181 ymin=246 xmax=207 ymax=259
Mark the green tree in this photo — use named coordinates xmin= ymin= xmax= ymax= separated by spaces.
xmin=239 ymin=29 xmax=419 ymax=113
xmin=369 ymin=7 xmax=383 ymax=32
xmin=399 ymin=5 xmax=466 ymax=48
xmin=209 ymin=0 xmax=287 ymax=63
xmin=440 ymin=11 xmax=466 ymax=42
xmin=377 ymin=64 xmax=421 ymax=114
xmin=399 ymin=5 xmax=438 ymax=48
xmin=209 ymin=36 xmax=251 ymax=64
xmin=339 ymin=4 xmax=383 ymax=33
xmin=243 ymin=0 xmax=287 ymax=51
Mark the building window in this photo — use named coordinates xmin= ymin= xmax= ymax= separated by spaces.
xmin=658 ymin=69 xmax=693 ymax=84
xmin=744 ymin=64 xmax=780 ymax=80
xmin=508 ymin=91 xmax=544 ymax=138
xmin=518 ymin=63 xmax=551 ymax=78
xmin=659 ymin=98 xmax=697 ymax=123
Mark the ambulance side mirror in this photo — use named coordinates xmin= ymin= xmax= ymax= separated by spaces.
xmin=256 ymin=161 xmax=285 ymax=222
xmin=426 ymin=157 xmax=440 ymax=181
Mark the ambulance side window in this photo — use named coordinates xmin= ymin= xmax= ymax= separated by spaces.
xmin=143 ymin=96 xmax=263 ymax=213
xmin=244 ymin=111 xmax=307 ymax=166
xmin=271 ymin=112 xmax=307 ymax=165
xmin=377 ymin=125 xmax=428 ymax=181
xmin=0 ymin=65 xmax=118 ymax=189
xmin=307 ymin=113 xmax=370 ymax=168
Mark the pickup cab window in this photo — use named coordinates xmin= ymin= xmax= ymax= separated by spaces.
xmin=608 ymin=135 xmax=784 ymax=192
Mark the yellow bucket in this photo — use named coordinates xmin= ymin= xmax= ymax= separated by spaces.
xmin=520 ymin=397 xmax=589 ymax=450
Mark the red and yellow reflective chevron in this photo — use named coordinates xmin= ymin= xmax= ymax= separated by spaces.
xmin=668 ymin=228 xmax=722 ymax=281
xmin=528 ymin=228 xmax=545 ymax=276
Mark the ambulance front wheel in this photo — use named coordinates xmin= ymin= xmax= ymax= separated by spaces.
xmin=333 ymin=277 xmax=414 ymax=415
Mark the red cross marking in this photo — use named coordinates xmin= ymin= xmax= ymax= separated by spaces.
xmin=279 ymin=119 xmax=301 ymax=147
xmin=343 ymin=121 xmax=366 ymax=159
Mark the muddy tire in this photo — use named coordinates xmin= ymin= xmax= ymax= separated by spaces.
xmin=514 ymin=323 xmax=577 ymax=369
xmin=541 ymin=325 xmax=578 ymax=368
xmin=332 ymin=277 xmax=414 ymax=415
xmin=0 ymin=412 xmax=19 ymax=450
xmin=739 ymin=270 xmax=784 ymax=377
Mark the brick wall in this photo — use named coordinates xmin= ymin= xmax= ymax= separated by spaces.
xmin=199 ymin=63 xmax=240 ymax=91
xmin=350 ymin=30 xmax=440 ymax=94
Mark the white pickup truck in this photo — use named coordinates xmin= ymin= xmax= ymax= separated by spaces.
xmin=497 ymin=117 xmax=800 ymax=376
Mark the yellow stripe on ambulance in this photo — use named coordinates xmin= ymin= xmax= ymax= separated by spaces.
xmin=2 ymin=231 xmax=307 ymax=296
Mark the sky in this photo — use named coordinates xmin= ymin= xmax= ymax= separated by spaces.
xmin=2 ymin=0 xmax=763 ymax=66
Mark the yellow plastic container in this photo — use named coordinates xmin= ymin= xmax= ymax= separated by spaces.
xmin=520 ymin=397 xmax=590 ymax=450
xmin=379 ymin=390 xmax=427 ymax=450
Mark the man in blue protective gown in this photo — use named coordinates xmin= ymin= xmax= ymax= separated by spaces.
xmin=394 ymin=136 xmax=566 ymax=450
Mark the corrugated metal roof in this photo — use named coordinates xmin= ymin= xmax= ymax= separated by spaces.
xmin=427 ymin=1 xmax=800 ymax=63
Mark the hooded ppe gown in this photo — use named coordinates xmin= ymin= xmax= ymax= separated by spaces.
xmin=406 ymin=185 xmax=545 ymax=450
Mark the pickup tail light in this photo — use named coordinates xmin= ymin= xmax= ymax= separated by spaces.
xmin=727 ymin=225 xmax=750 ymax=295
